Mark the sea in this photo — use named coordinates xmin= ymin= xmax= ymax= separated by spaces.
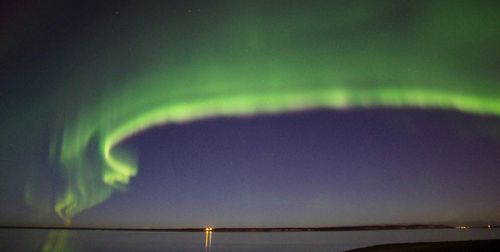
xmin=1 ymin=228 xmax=499 ymax=252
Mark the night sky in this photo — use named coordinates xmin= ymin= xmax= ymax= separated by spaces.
xmin=76 ymin=109 xmax=500 ymax=228
xmin=1 ymin=0 xmax=500 ymax=228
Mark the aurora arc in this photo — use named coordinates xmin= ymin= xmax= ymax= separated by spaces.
xmin=14 ymin=1 xmax=499 ymax=223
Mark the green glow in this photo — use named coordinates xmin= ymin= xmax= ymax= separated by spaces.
xmin=42 ymin=231 xmax=77 ymax=252
xmin=28 ymin=1 xmax=499 ymax=223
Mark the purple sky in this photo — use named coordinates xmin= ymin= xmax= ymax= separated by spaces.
xmin=71 ymin=109 xmax=500 ymax=228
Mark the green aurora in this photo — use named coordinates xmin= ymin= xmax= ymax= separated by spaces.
xmin=5 ymin=1 xmax=500 ymax=224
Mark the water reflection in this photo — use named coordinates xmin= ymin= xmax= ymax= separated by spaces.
xmin=41 ymin=230 xmax=77 ymax=252
xmin=204 ymin=229 xmax=212 ymax=252
xmin=0 ymin=228 xmax=498 ymax=252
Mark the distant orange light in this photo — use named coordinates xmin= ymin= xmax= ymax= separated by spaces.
xmin=205 ymin=227 xmax=212 ymax=251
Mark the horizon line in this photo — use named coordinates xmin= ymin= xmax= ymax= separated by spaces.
xmin=2 ymin=224 xmax=497 ymax=232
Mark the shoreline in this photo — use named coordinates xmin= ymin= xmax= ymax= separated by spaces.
xmin=346 ymin=239 xmax=500 ymax=251
xmin=0 ymin=224 xmax=467 ymax=232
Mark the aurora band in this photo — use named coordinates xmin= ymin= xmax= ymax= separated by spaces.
xmin=46 ymin=1 xmax=500 ymax=223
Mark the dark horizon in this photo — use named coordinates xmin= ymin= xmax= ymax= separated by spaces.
xmin=0 ymin=223 xmax=460 ymax=231
xmin=1 ymin=220 xmax=497 ymax=230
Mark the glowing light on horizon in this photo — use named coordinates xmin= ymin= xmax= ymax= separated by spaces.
xmin=205 ymin=227 xmax=212 ymax=252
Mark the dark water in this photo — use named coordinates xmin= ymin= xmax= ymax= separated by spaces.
xmin=1 ymin=228 xmax=499 ymax=252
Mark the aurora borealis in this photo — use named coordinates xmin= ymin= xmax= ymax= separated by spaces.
xmin=1 ymin=0 xmax=500 ymax=231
